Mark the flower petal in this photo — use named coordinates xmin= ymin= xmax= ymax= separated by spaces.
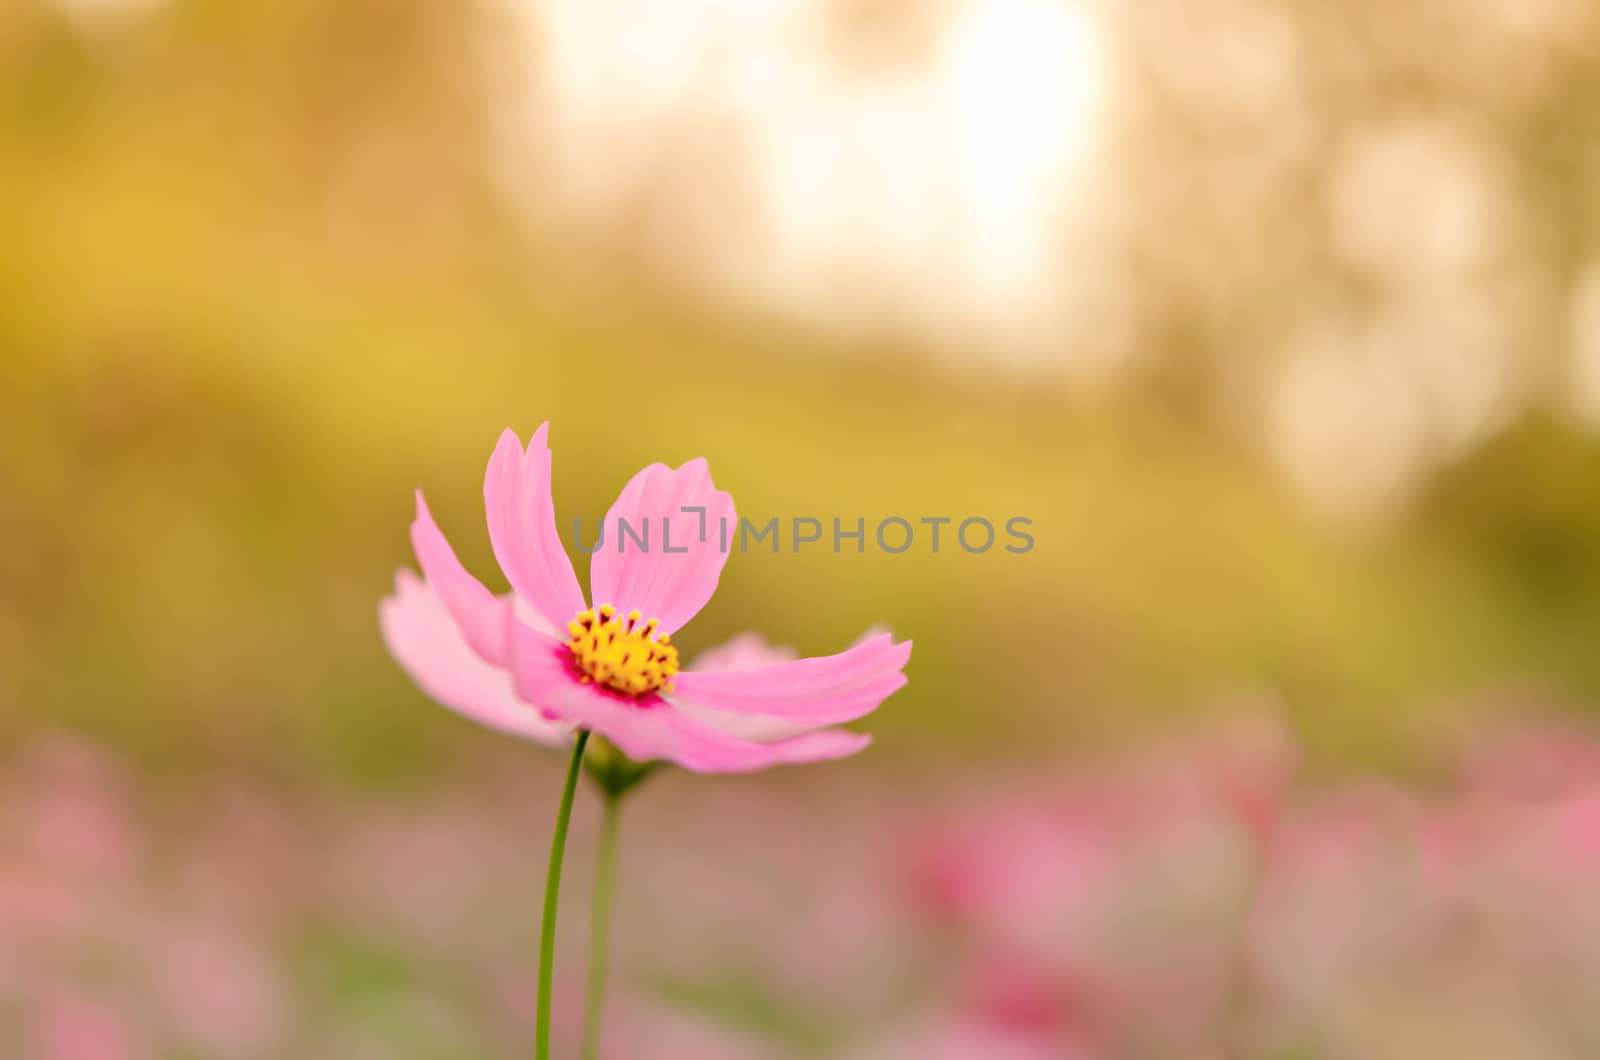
xmin=587 ymin=459 xmax=735 ymax=635
xmin=410 ymin=491 xmax=510 ymax=663
xmin=506 ymin=617 xmax=868 ymax=772
xmin=689 ymin=632 xmax=798 ymax=673
xmin=672 ymin=634 xmax=807 ymax=738
xmin=484 ymin=425 xmax=586 ymax=632
xmin=672 ymin=633 xmax=912 ymax=726
xmin=379 ymin=571 xmax=568 ymax=746
xmin=666 ymin=697 xmax=816 ymax=743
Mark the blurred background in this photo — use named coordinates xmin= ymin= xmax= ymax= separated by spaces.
xmin=6 ymin=0 xmax=1600 ymax=1056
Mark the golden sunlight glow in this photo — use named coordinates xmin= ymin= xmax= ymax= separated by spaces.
xmin=493 ymin=0 xmax=1108 ymax=362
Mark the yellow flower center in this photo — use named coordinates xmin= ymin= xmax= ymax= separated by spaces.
xmin=566 ymin=604 xmax=680 ymax=698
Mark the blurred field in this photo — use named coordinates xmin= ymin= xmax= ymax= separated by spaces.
xmin=13 ymin=718 xmax=1600 ymax=1059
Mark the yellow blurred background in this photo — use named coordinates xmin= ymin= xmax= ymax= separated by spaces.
xmin=4 ymin=0 xmax=1600 ymax=785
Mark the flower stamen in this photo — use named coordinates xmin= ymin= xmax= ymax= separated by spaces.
xmin=566 ymin=604 xmax=679 ymax=697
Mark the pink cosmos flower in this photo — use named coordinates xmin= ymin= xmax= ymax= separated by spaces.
xmin=379 ymin=425 xmax=911 ymax=772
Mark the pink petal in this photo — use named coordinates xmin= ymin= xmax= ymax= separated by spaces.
xmin=380 ymin=571 xmax=569 ymax=746
xmin=410 ymin=491 xmax=511 ymax=662
xmin=587 ymin=458 xmax=735 ymax=635
xmin=665 ymin=697 xmax=817 ymax=743
xmin=689 ymin=632 xmax=798 ymax=673
xmin=676 ymin=633 xmax=808 ymax=741
xmin=484 ymin=425 xmax=587 ymax=632
xmin=672 ymin=633 xmax=912 ymax=726
xmin=506 ymin=618 xmax=869 ymax=773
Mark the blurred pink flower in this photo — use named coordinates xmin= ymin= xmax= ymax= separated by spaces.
xmin=901 ymin=798 xmax=1117 ymax=939
xmin=851 ymin=1012 xmax=1096 ymax=1060
xmin=904 ymin=721 xmax=1294 ymax=936
xmin=953 ymin=950 xmax=1092 ymax=1041
xmin=12 ymin=736 xmax=142 ymax=876
xmin=688 ymin=632 xmax=797 ymax=673
xmin=1246 ymin=783 xmax=1441 ymax=1011
xmin=623 ymin=777 xmax=915 ymax=1020
xmin=27 ymin=990 xmax=143 ymax=1060
xmin=153 ymin=928 xmax=289 ymax=1056
xmin=381 ymin=425 xmax=911 ymax=772
xmin=169 ymin=787 xmax=311 ymax=931
xmin=602 ymin=999 xmax=787 ymax=1060
xmin=327 ymin=796 xmax=520 ymax=948
xmin=1459 ymin=719 xmax=1600 ymax=800
xmin=1545 ymin=792 xmax=1600 ymax=864
xmin=1 ymin=735 xmax=148 ymax=969
xmin=893 ymin=723 xmax=1298 ymax=1056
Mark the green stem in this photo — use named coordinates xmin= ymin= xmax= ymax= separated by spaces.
xmin=537 ymin=729 xmax=590 ymax=1060
xmin=581 ymin=793 xmax=622 ymax=1060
